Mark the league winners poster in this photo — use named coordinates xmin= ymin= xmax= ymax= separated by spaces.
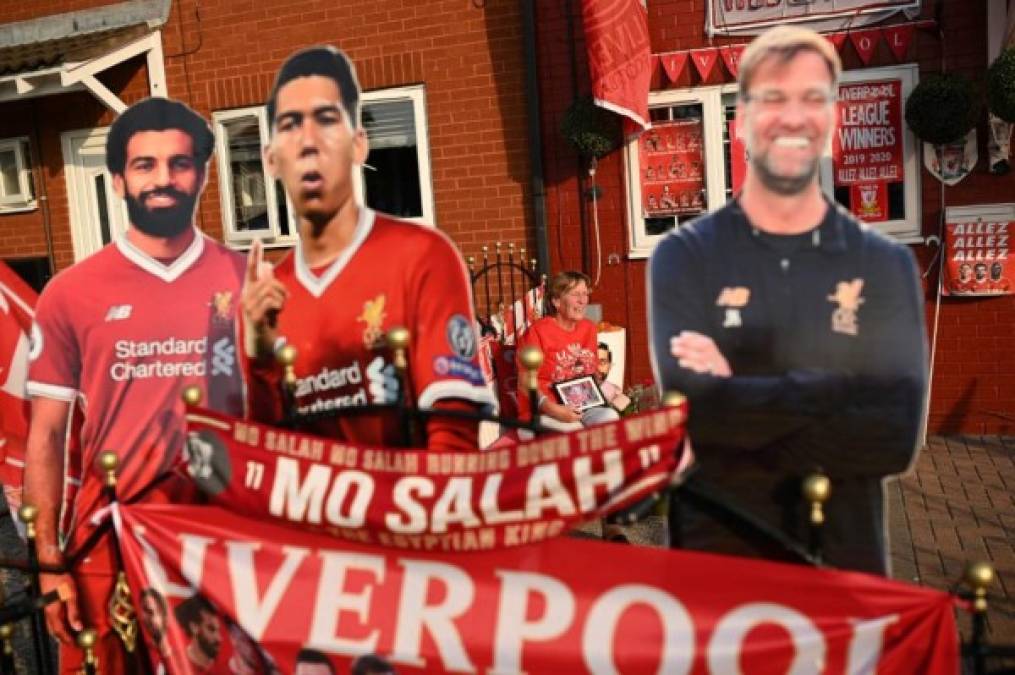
xmin=832 ymin=79 xmax=905 ymax=224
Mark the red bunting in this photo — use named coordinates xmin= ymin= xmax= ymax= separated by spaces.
xmin=690 ymin=48 xmax=719 ymax=80
xmin=849 ymin=29 xmax=883 ymax=65
xmin=883 ymin=24 xmax=914 ymax=61
xmin=659 ymin=51 xmax=689 ymax=83
xmin=720 ymin=45 xmax=745 ymax=77
xmin=825 ymin=32 xmax=848 ymax=51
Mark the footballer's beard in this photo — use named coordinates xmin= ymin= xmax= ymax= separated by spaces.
xmin=749 ymin=136 xmax=821 ymax=196
xmin=125 ymin=188 xmax=197 ymax=238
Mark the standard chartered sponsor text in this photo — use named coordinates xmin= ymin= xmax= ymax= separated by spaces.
xmin=111 ymin=337 xmax=207 ymax=381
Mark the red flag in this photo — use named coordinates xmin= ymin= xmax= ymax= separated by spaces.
xmin=118 ymin=502 xmax=962 ymax=674
xmin=690 ymin=47 xmax=719 ymax=80
xmin=883 ymin=24 xmax=915 ymax=61
xmin=850 ymin=29 xmax=883 ymax=65
xmin=581 ymin=0 xmax=652 ymax=131
xmin=0 ymin=262 xmax=44 ymax=536
xmin=0 ymin=262 xmax=36 ymax=494
xmin=659 ymin=51 xmax=689 ymax=83
xmin=825 ymin=32 xmax=848 ymax=51
xmin=720 ymin=45 xmax=745 ymax=77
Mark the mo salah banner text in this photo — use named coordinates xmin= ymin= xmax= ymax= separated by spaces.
xmin=115 ymin=503 xmax=959 ymax=674
xmin=182 ymin=407 xmax=687 ymax=551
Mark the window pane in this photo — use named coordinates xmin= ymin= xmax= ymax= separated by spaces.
xmin=221 ymin=117 xmax=270 ymax=233
xmin=638 ymin=102 xmax=707 ymax=232
xmin=362 ymin=100 xmax=422 ymax=219
xmin=0 ymin=149 xmax=18 ymax=197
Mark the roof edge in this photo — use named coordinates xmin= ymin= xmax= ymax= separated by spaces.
xmin=0 ymin=0 xmax=171 ymax=49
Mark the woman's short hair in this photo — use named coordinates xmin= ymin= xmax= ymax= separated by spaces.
xmin=545 ymin=270 xmax=591 ymax=316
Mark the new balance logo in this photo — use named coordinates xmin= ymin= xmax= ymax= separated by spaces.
xmin=104 ymin=305 xmax=132 ymax=321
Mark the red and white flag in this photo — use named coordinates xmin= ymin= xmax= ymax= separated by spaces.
xmin=0 ymin=262 xmax=36 ymax=508
xmin=582 ymin=0 xmax=652 ymax=132
xmin=116 ymin=502 xmax=961 ymax=674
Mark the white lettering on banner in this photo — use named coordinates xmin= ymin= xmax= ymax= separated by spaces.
xmin=130 ymin=526 xmax=934 ymax=673
xmin=708 ymin=602 xmax=825 ymax=675
xmin=309 ymin=551 xmax=384 ymax=654
xmin=479 ymin=474 xmax=525 ymax=525
xmin=386 ymin=477 xmax=434 ymax=534
xmin=491 ymin=571 xmax=575 ymax=675
xmin=269 ymin=458 xmax=330 ymax=524
xmin=323 ymin=470 xmax=373 ymax=527
xmin=525 ymin=464 xmax=577 ymax=519
xmin=844 ymin=615 xmax=899 ymax=674
xmin=582 ymin=585 xmax=695 ymax=675
xmin=573 ymin=450 xmax=624 ymax=512
xmin=133 ymin=526 xmax=201 ymax=600
xmin=227 ymin=543 xmax=309 ymax=640
xmin=391 ymin=560 xmax=476 ymax=671
xmin=431 ymin=477 xmax=482 ymax=533
xmin=268 ymin=455 xmax=622 ymax=532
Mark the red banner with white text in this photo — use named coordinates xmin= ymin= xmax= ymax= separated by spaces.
xmin=115 ymin=503 xmax=960 ymax=674
xmin=581 ymin=0 xmax=652 ymax=132
xmin=832 ymin=79 xmax=905 ymax=224
xmin=183 ymin=406 xmax=686 ymax=551
xmin=0 ymin=262 xmax=35 ymax=513
xmin=943 ymin=219 xmax=1014 ymax=296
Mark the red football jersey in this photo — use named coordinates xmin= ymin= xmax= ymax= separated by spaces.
xmin=247 ymin=210 xmax=495 ymax=446
xmin=27 ymin=232 xmax=246 ymax=550
xmin=515 ymin=317 xmax=598 ymax=418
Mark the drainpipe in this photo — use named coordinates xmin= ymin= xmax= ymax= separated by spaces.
xmin=31 ymin=99 xmax=56 ymax=277
xmin=521 ymin=0 xmax=551 ymax=276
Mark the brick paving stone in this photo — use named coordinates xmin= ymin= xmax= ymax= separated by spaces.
xmin=892 ymin=435 xmax=1015 ymax=668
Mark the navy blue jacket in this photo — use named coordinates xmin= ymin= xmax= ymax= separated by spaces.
xmin=648 ymin=198 xmax=928 ymax=574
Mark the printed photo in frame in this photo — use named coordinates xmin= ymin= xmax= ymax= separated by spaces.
xmin=553 ymin=375 xmax=607 ymax=412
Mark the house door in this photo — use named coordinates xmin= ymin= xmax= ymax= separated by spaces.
xmin=61 ymin=128 xmax=129 ymax=262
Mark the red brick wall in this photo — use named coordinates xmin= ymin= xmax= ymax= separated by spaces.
xmin=536 ymin=1 xmax=1013 ymax=433
xmin=0 ymin=0 xmax=533 ymax=269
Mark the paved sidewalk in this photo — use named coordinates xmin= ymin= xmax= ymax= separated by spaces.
xmin=889 ymin=435 xmax=1015 ymax=655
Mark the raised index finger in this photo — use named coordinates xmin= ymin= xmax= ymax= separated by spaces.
xmin=246 ymin=239 xmax=263 ymax=283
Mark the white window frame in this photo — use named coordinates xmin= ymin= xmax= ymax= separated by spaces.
xmin=820 ymin=63 xmax=922 ymax=242
xmin=213 ymin=85 xmax=435 ymax=248
xmin=212 ymin=107 xmax=291 ymax=246
xmin=0 ymin=137 xmax=36 ymax=213
xmin=356 ymin=84 xmax=436 ymax=227
xmin=625 ymin=86 xmax=731 ymax=259
xmin=625 ymin=65 xmax=922 ymax=257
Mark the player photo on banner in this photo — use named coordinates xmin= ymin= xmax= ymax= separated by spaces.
xmin=943 ymin=215 xmax=1013 ymax=297
xmin=639 ymin=119 xmax=706 ymax=218
xmin=832 ymin=79 xmax=905 ymax=223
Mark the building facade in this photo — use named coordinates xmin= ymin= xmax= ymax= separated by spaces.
xmin=535 ymin=0 xmax=1015 ymax=434
xmin=0 ymin=0 xmax=1011 ymax=434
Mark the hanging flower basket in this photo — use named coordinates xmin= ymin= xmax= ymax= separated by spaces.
xmin=987 ymin=47 xmax=1015 ymax=123
xmin=560 ymin=96 xmax=620 ymax=160
xmin=904 ymin=73 xmax=978 ymax=146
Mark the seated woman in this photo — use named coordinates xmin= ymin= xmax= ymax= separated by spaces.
xmin=516 ymin=271 xmax=620 ymax=431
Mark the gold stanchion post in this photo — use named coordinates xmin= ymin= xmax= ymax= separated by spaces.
xmin=802 ymin=474 xmax=831 ymax=564
xmin=518 ymin=346 xmax=543 ymax=431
